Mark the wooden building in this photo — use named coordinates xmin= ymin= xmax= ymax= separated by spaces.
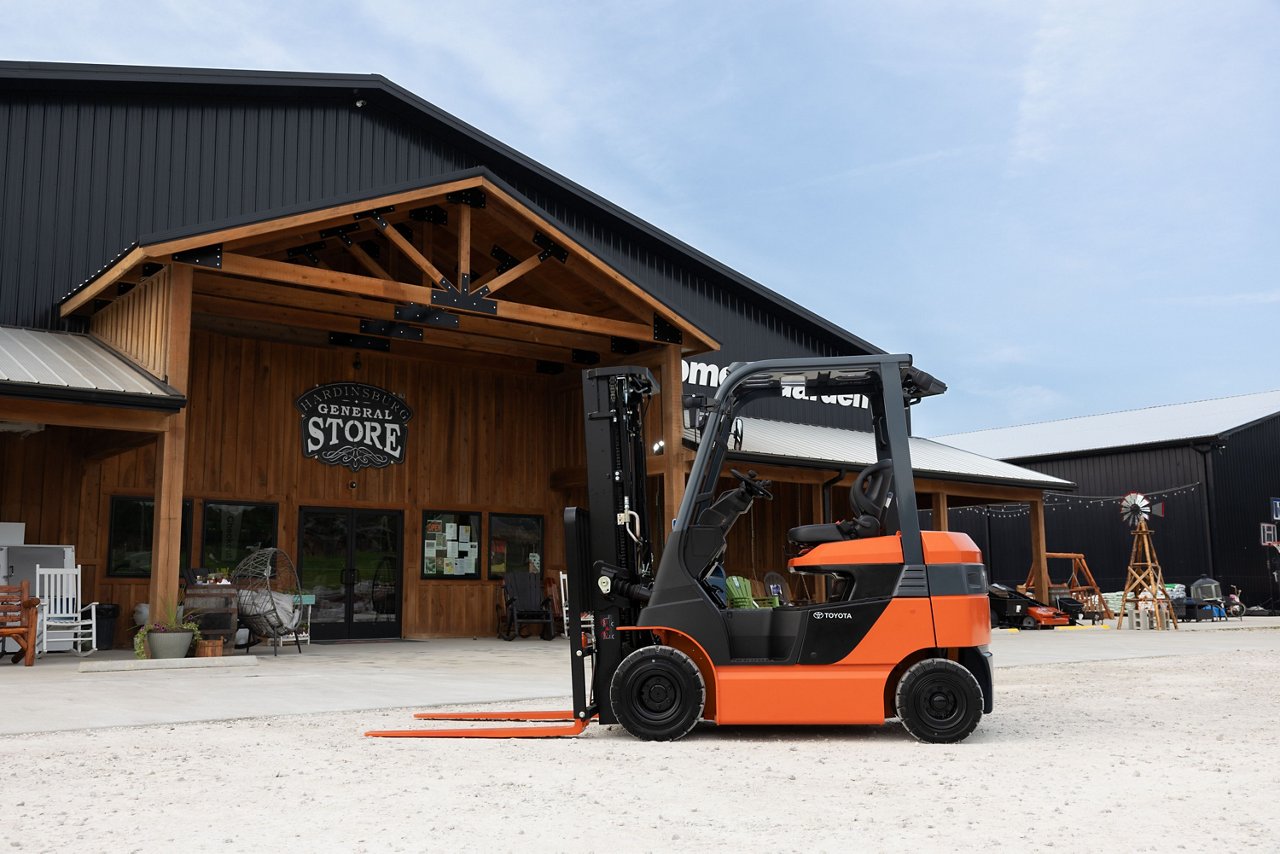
xmin=0 ymin=62 xmax=1070 ymax=645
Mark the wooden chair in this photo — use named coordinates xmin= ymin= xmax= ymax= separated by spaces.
xmin=36 ymin=565 xmax=97 ymax=656
xmin=0 ymin=581 xmax=40 ymax=666
xmin=499 ymin=571 xmax=555 ymax=640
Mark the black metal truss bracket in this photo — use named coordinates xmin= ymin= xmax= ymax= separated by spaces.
xmin=532 ymin=231 xmax=568 ymax=263
xmin=395 ymin=304 xmax=460 ymax=329
xmin=319 ymin=223 xmax=359 ymax=245
xmin=353 ymin=206 xmax=396 ymax=228
xmin=490 ymin=244 xmax=519 ymax=274
xmin=610 ymin=337 xmax=640 ymax=354
xmin=286 ymin=241 xmax=328 ymax=265
xmin=360 ymin=319 xmax=424 ymax=342
xmin=408 ymin=205 xmax=448 ymax=225
xmin=431 ymin=287 xmax=498 ymax=315
xmin=446 ymin=188 xmax=487 ymax=208
xmin=328 ymin=332 xmax=390 ymax=352
xmin=172 ymin=244 xmax=222 ymax=269
xmin=653 ymin=313 xmax=684 ymax=345
xmin=140 ymin=262 xmax=164 ymax=278
xmin=571 ymin=349 xmax=600 ymax=365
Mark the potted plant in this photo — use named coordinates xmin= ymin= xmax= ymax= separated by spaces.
xmin=134 ymin=604 xmax=202 ymax=659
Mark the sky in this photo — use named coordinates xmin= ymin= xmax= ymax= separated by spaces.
xmin=3 ymin=0 xmax=1278 ymax=435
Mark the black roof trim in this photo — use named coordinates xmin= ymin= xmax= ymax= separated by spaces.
xmin=7 ymin=60 xmax=880 ymax=355
xmin=0 ymin=381 xmax=186 ymax=413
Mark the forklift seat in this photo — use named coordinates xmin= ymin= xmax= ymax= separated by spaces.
xmin=788 ymin=459 xmax=894 ymax=546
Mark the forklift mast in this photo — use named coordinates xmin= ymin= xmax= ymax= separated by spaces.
xmin=565 ymin=366 xmax=658 ymax=724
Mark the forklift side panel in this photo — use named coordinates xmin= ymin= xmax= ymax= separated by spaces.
xmin=932 ymin=595 xmax=993 ymax=648
xmin=833 ymin=597 xmax=937 ymax=666
xmin=715 ymin=665 xmax=894 ymax=725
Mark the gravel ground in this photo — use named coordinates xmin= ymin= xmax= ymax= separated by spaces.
xmin=5 ymin=638 xmax=1279 ymax=853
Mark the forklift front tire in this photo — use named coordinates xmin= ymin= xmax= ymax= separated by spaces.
xmin=610 ymin=645 xmax=705 ymax=742
xmin=895 ymin=658 xmax=983 ymax=744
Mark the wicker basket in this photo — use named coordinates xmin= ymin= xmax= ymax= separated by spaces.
xmin=194 ymin=638 xmax=223 ymax=658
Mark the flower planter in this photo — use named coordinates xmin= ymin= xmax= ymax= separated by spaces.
xmin=194 ymin=638 xmax=223 ymax=658
xmin=146 ymin=630 xmax=194 ymax=659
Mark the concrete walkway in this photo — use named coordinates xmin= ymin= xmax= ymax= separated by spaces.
xmin=4 ymin=617 xmax=1279 ymax=735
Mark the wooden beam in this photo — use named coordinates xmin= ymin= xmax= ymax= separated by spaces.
xmin=192 ymin=294 xmax=573 ymax=363
xmin=0 ymin=397 xmax=171 ymax=432
xmin=145 ymin=176 xmax=486 ymax=256
xmin=194 ymin=275 xmax=615 ymax=352
xmin=482 ymin=253 xmax=542 ymax=296
xmin=60 ymin=246 xmax=148 ymax=317
xmin=492 ymin=300 xmax=653 ymax=341
xmin=914 ymin=477 xmax=1044 ymax=504
xmin=205 ymin=253 xmax=435 ymax=304
xmin=344 ymin=241 xmax=392 ymax=280
xmin=148 ymin=410 xmax=186 ymax=622
xmin=930 ymin=492 xmax=949 ymax=531
xmin=480 ymin=179 xmax=718 ymax=352
xmin=378 ymin=221 xmax=449 ymax=286
xmin=662 ymin=345 xmax=685 ymax=532
xmin=457 ymin=203 xmax=472 ymax=284
xmin=1029 ymin=499 xmax=1050 ymax=604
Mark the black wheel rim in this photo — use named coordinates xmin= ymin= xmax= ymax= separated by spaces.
xmin=629 ymin=664 xmax=683 ymax=727
xmin=912 ymin=675 xmax=965 ymax=732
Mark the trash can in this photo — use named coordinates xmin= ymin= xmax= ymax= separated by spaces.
xmin=96 ymin=604 xmax=121 ymax=651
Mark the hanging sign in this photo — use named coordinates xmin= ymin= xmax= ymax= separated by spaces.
xmin=295 ymin=382 xmax=413 ymax=472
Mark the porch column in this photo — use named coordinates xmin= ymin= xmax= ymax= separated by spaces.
xmin=930 ymin=491 xmax=949 ymax=531
xmin=661 ymin=345 xmax=685 ymax=531
xmin=1029 ymin=498 xmax=1049 ymax=603
xmin=149 ymin=264 xmax=193 ymax=619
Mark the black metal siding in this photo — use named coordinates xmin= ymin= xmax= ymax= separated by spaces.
xmin=1210 ymin=416 xmax=1280 ymax=604
xmin=0 ymin=80 xmax=870 ymax=429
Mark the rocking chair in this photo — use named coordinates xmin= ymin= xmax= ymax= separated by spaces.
xmin=499 ymin=570 xmax=555 ymax=641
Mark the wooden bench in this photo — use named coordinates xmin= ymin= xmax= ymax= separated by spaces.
xmin=0 ymin=581 xmax=40 ymax=666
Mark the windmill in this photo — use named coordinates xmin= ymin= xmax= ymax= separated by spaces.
xmin=1116 ymin=492 xmax=1178 ymax=630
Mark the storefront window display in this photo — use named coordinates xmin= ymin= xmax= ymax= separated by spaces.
xmin=422 ymin=510 xmax=482 ymax=579
xmin=106 ymin=496 xmax=192 ymax=577
xmin=488 ymin=514 xmax=543 ymax=578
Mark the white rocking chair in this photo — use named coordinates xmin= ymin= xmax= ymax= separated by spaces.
xmin=36 ymin=565 xmax=97 ymax=656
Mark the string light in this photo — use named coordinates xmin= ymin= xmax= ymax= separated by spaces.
xmin=941 ymin=482 xmax=1203 ymax=519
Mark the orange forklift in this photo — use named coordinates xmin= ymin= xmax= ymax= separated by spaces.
xmin=368 ymin=355 xmax=992 ymax=743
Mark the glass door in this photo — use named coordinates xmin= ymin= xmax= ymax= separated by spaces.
xmin=299 ymin=507 xmax=403 ymax=641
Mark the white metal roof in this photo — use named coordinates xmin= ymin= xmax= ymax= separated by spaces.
xmin=933 ymin=390 xmax=1280 ymax=460
xmin=0 ymin=326 xmax=180 ymax=403
xmin=687 ymin=417 xmax=1072 ymax=490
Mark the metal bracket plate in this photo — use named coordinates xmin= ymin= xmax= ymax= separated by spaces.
xmin=446 ymin=188 xmax=487 ymax=208
xmin=532 ymin=231 xmax=568 ymax=263
xmin=431 ymin=288 xmax=498 ymax=315
xmin=395 ymin=304 xmax=460 ymax=329
xmin=652 ymin=313 xmax=684 ymax=345
xmin=360 ymin=319 xmax=425 ymax=341
xmin=172 ymin=244 xmax=222 ymax=269
xmin=328 ymin=332 xmax=390 ymax=352
xmin=408 ymin=205 xmax=448 ymax=225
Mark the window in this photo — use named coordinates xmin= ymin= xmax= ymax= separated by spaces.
xmin=421 ymin=510 xmax=482 ymax=579
xmin=201 ymin=502 xmax=278 ymax=573
xmin=488 ymin=514 xmax=543 ymax=578
xmin=106 ymin=496 xmax=192 ymax=578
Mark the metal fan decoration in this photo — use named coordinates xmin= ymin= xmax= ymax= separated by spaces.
xmin=1120 ymin=492 xmax=1164 ymax=527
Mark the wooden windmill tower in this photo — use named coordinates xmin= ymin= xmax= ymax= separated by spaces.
xmin=1116 ymin=492 xmax=1178 ymax=630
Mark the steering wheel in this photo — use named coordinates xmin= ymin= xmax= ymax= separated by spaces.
xmin=730 ymin=468 xmax=774 ymax=500
xmin=851 ymin=459 xmax=893 ymax=516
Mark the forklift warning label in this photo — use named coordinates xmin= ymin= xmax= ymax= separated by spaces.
xmin=683 ymin=360 xmax=869 ymax=409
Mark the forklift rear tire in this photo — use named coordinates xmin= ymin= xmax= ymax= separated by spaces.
xmin=610 ymin=645 xmax=705 ymax=741
xmin=895 ymin=658 xmax=983 ymax=744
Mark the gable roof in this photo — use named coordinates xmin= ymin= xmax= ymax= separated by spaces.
xmin=0 ymin=60 xmax=880 ymax=357
xmin=933 ymin=390 xmax=1280 ymax=461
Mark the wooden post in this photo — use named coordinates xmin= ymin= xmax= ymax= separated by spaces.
xmin=661 ymin=345 xmax=685 ymax=533
xmin=149 ymin=264 xmax=192 ymax=621
xmin=1029 ymin=498 xmax=1049 ymax=604
xmin=930 ymin=492 xmax=949 ymax=531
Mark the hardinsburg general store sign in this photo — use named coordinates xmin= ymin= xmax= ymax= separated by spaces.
xmin=295 ymin=383 xmax=413 ymax=472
